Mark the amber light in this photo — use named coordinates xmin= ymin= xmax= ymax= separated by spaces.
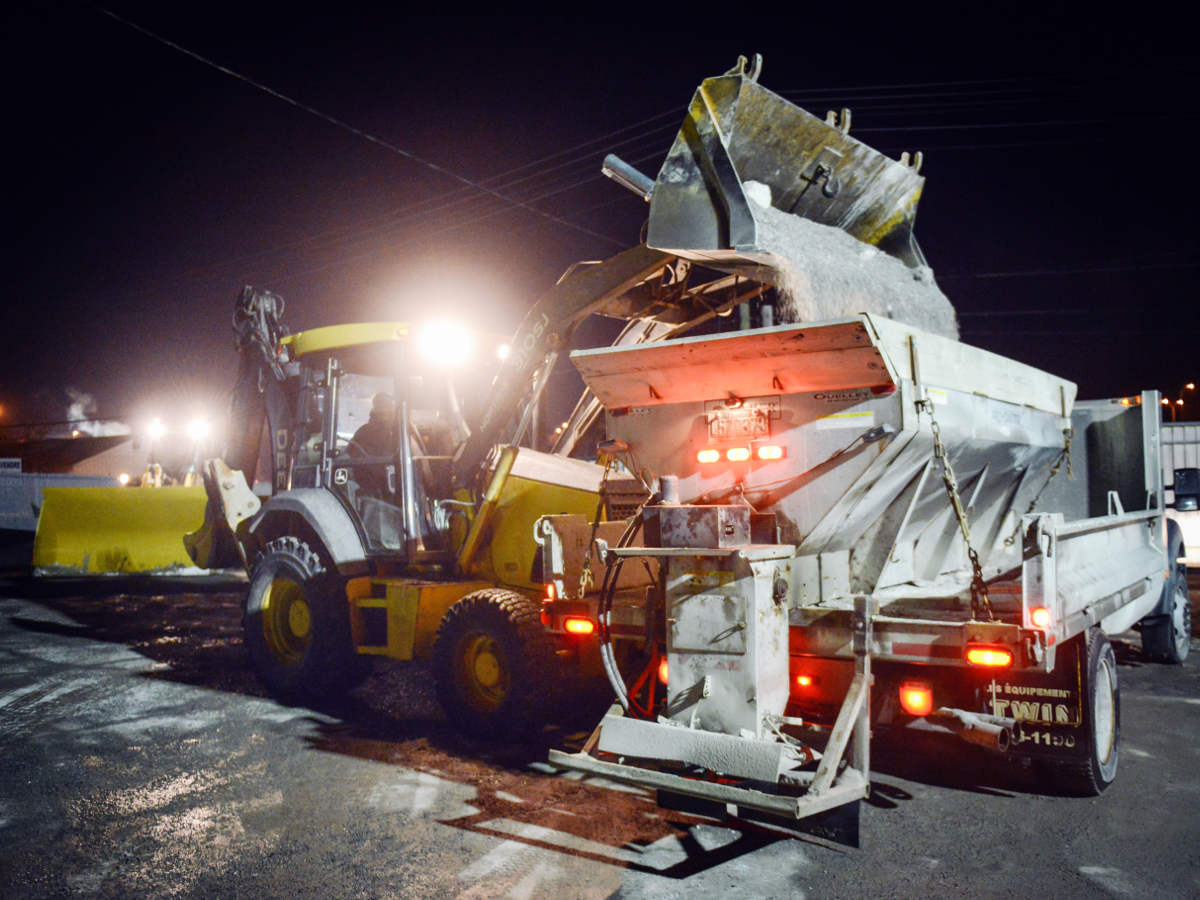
xmin=965 ymin=646 xmax=1014 ymax=667
xmin=563 ymin=617 xmax=595 ymax=636
xmin=697 ymin=449 xmax=721 ymax=464
xmin=543 ymin=583 xmax=556 ymax=602
xmin=658 ymin=658 xmax=669 ymax=684
xmin=1029 ymin=606 xmax=1051 ymax=628
xmin=727 ymin=447 xmax=751 ymax=461
xmin=756 ymin=445 xmax=786 ymax=460
xmin=899 ymin=680 xmax=934 ymax=717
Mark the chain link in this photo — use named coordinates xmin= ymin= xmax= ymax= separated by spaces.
xmin=1003 ymin=427 xmax=1073 ymax=548
xmin=916 ymin=398 xmax=995 ymax=621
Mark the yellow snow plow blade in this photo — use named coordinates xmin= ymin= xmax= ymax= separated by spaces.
xmin=32 ymin=486 xmax=208 ymax=574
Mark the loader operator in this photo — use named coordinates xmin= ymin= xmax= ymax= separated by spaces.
xmin=350 ymin=392 xmax=399 ymax=459
xmin=348 ymin=393 xmax=398 ymax=499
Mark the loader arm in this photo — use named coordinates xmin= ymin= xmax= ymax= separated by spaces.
xmin=225 ymin=286 xmax=298 ymax=493
xmin=452 ymin=244 xmax=676 ymax=487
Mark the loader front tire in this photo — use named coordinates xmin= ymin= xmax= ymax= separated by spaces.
xmin=1053 ymin=628 xmax=1119 ymax=796
xmin=432 ymin=589 xmax=560 ymax=742
xmin=244 ymin=537 xmax=372 ymax=700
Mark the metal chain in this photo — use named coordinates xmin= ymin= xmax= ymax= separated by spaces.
xmin=577 ymin=455 xmax=616 ymax=598
xmin=1004 ymin=427 xmax=1074 ymax=548
xmin=916 ymin=398 xmax=995 ymax=621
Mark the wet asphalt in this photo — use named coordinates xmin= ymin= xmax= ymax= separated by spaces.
xmin=1 ymin=577 xmax=1198 ymax=900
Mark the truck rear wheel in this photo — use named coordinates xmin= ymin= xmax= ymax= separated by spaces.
xmin=1141 ymin=521 xmax=1191 ymax=664
xmin=432 ymin=589 xmax=560 ymax=742
xmin=244 ymin=537 xmax=372 ymax=700
xmin=1053 ymin=628 xmax=1119 ymax=796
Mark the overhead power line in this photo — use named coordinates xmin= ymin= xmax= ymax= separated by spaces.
xmin=82 ymin=2 xmax=627 ymax=249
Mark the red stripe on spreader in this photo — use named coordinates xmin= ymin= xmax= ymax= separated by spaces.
xmin=891 ymin=642 xmax=959 ymax=659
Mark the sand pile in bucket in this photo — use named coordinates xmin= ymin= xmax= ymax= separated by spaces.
xmin=747 ymin=187 xmax=959 ymax=340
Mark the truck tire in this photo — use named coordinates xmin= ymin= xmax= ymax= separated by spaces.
xmin=244 ymin=537 xmax=372 ymax=700
xmin=1141 ymin=520 xmax=1191 ymax=664
xmin=1053 ymin=628 xmax=1119 ymax=796
xmin=432 ymin=589 xmax=560 ymax=742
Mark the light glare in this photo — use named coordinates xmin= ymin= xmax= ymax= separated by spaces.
xmin=417 ymin=319 xmax=476 ymax=369
xmin=186 ymin=418 xmax=210 ymax=441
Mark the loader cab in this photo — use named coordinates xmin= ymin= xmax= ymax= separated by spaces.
xmin=281 ymin=322 xmax=498 ymax=563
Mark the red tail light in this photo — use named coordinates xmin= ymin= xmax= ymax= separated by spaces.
xmin=563 ymin=617 xmax=595 ymax=636
xmin=899 ymin=680 xmax=934 ymax=717
xmin=965 ymin=646 xmax=1014 ymax=667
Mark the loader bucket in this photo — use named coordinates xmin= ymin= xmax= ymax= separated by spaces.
xmin=32 ymin=486 xmax=208 ymax=575
xmin=647 ymin=57 xmax=927 ymax=273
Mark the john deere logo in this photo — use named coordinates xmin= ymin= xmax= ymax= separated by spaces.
xmin=334 ymin=468 xmax=349 ymax=485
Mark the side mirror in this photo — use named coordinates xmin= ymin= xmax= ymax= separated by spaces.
xmin=1170 ymin=468 xmax=1200 ymax=511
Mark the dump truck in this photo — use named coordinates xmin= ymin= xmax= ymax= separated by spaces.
xmin=531 ymin=59 xmax=1195 ymax=839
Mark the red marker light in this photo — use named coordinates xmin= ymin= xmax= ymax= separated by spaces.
xmin=756 ymin=445 xmax=786 ymax=460
xmin=563 ymin=617 xmax=595 ymax=636
xmin=544 ymin=583 xmax=556 ymax=602
xmin=727 ymin=447 xmax=751 ymax=462
xmin=658 ymin=658 xmax=669 ymax=684
xmin=697 ymin=449 xmax=720 ymax=464
xmin=965 ymin=646 xmax=1014 ymax=668
xmin=899 ymin=681 xmax=934 ymax=717
xmin=796 ymin=674 xmax=813 ymax=687
xmin=1029 ymin=606 xmax=1051 ymax=628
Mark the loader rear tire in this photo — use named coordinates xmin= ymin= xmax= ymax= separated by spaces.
xmin=1053 ymin=628 xmax=1119 ymax=796
xmin=1141 ymin=521 xmax=1191 ymax=664
xmin=432 ymin=589 xmax=560 ymax=742
xmin=244 ymin=537 xmax=372 ymax=700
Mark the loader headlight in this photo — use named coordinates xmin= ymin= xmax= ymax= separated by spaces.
xmin=416 ymin=319 xmax=475 ymax=369
xmin=186 ymin=418 xmax=210 ymax=441
xmin=147 ymin=418 xmax=167 ymax=440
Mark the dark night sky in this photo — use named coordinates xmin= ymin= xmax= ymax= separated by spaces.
xmin=5 ymin=2 xmax=1199 ymax=436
